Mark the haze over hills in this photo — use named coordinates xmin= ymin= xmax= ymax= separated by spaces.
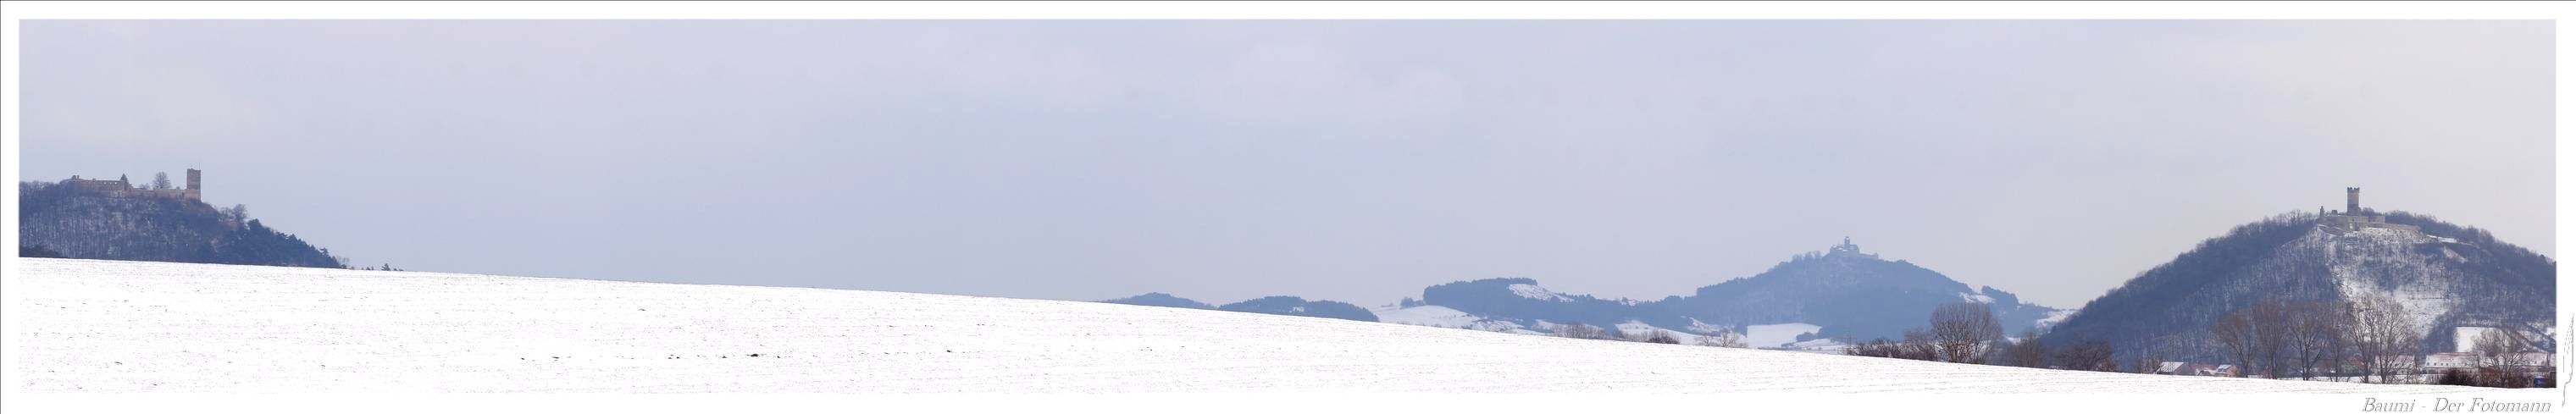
xmin=26 ymin=168 xmax=2551 ymax=366
xmin=1111 ymin=239 xmax=2067 ymax=348
xmin=19 ymin=167 xmax=2555 ymax=374
xmin=1100 ymin=194 xmax=2555 ymax=362
xmin=1399 ymin=239 xmax=2068 ymax=347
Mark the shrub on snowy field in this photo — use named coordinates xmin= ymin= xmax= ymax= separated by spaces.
xmin=1692 ymin=329 xmax=1748 ymax=348
xmin=2054 ymin=340 xmax=2118 ymax=372
xmin=1554 ymin=322 xmax=1610 ymax=340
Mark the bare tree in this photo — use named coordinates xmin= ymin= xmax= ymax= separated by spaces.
xmin=1929 ymin=302 xmax=2005 ymax=364
xmin=1843 ymin=332 xmax=1938 ymax=361
xmin=1897 ymin=328 xmax=1942 ymax=362
xmin=2348 ymin=296 xmax=2422 ymax=384
xmin=1554 ymin=322 xmax=1606 ymax=340
xmin=151 ymin=172 xmax=173 ymax=190
xmin=2210 ymin=300 xmax=2295 ymax=378
xmin=2055 ymin=340 xmax=2117 ymax=372
xmin=2001 ymin=329 xmax=2049 ymax=367
xmin=1845 ymin=339 xmax=1900 ymax=358
xmin=2128 ymin=334 xmax=2197 ymax=374
xmin=1693 ymin=328 xmax=1749 ymax=348
xmin=2283 ymin=301 xmax=2355 ymax=379
xmin=2471 ymin=328 xmax=2523 ymax=369
xmin=2252 ymin=302 xmax=2292 ymax=378
xmin=2210 ymin=306 xmax=2262 ymax=377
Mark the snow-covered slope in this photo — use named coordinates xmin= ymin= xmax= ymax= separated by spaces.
xmin=2314 ymin=225 xmax=2468 ymax=340
xmin=11 ymin=258 xmax=2512 ymax=393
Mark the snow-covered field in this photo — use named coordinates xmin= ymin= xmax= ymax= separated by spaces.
xmin=1744 ymin=323 xmax=1822 ymax=349
xmin=1368 ymin=305 xmax=1483 ymax=328
xmin=9 ymin=258 xmax=2529 ymax=393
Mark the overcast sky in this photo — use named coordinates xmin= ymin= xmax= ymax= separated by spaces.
xmin=19 ymin=20 xmax=2552 ymax=308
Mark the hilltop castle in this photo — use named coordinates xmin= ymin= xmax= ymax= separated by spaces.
xmin=59 ymin=168 xmax=202 ymax=201
xmin=1826 ymin=236 xmax=1878 ymax=258
xmin=2319 ymin=187 xmax=2419 ymax=234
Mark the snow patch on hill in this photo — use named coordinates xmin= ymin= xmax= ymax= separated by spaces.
xmin=1506 ymin=284 xmax=1571 ymax=302
xmin=2035 ymin=309 xmax=2077 ymax=331
xmin=2314 ymin=224 xmax=2460 ymax=337
xmin=1370 ymin=305 xmax=1482 ymax=328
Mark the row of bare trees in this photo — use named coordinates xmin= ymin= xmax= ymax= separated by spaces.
xmin=1844 ymin=303 xmax=2076 ymax=366
xmin=1842 ymin=302 xmax=2127 ymax=373
xmin=1988 ymin=330 xmax=2119 ymax=372
xmin=1548 ymin=321 xmax=1752 ymax=348
xmin=2207 ymin=297 xmax=2427 ymax=381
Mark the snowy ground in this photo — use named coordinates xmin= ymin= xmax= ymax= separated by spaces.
xmin=9 ymin=258 xmax=2532 ymax=393
xmin=1367 ymin=305 xmax=1482 ymax=328
xmin=1744 ymin=323 xmax=1822 ymax=349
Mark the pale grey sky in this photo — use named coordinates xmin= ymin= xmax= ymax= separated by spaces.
xmin=19 ymin=20 xmax=2552 ymax=308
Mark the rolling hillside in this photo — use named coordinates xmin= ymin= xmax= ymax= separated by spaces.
xmin=2041 ymin=211 xmax=2556 ymax=364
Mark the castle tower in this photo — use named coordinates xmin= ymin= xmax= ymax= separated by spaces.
xmin=185 ymin=168 xmax=202 ymax=200
xmin=2346 ymin=187 xmax=2361 ymax=215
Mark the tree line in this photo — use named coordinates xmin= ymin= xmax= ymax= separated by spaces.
xmin=1829 ymin=297 xmax=2548 ymax=388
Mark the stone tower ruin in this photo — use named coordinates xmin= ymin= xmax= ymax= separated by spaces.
xmin=2323 ymin=186 xmax=2418 ymax=234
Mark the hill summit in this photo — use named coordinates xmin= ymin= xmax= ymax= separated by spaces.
xmin=1408 ymin=238 xmax=2065 ymax=347
xmin=2042 ymin=190 xmax=2554 ymax=366
xmin=18 ymin=171 xmax=348 ymax=268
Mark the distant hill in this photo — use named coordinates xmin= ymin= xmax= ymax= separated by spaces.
xmin=1415 ymin=240 xmax=2064 ymax=345
xmin=18 ymin=177 xmax=347 ymax=268
xmin=1102 ymin=293 xmax=1215 ymax=310
xmin=1104 ymin=240 xmax=2061 ymax=346
xmin=2040 ymin=210 xmax=2556 ymax=365
xmin=1099 ymin=293 xmax=1377 ymax=323
xmin=1421 ymin=277 xmax=1692 ymax=330
xmin=1214 ymin=296 xmax=1378 ymax=323
xmin=1652 ymin=241 xmax=2066 ymax=342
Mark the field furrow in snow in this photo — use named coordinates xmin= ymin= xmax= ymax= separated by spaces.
xmin=9 ymin=259 xmax=2531 ymax=393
